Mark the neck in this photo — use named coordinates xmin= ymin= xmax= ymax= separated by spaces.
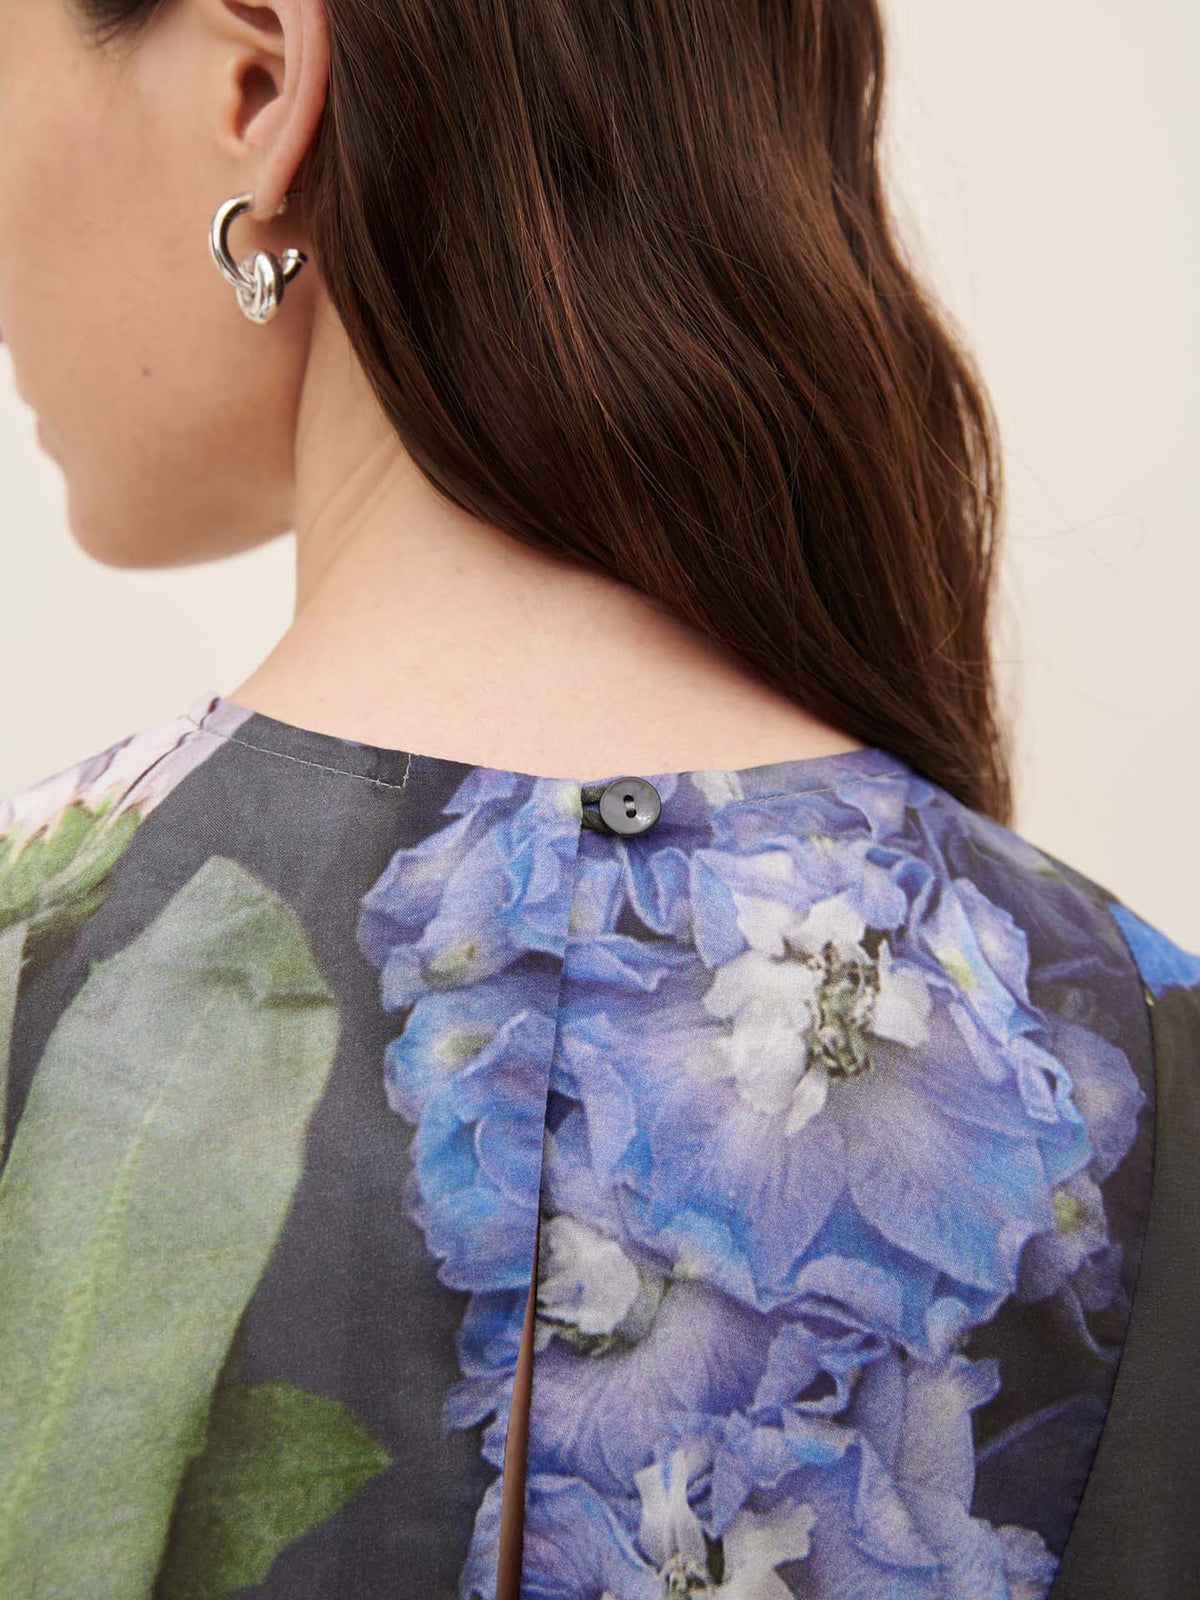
xmin=228 ymin=297 xmax=861 ymax=779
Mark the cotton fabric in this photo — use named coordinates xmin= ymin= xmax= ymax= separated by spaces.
xmin=0 ymin=689 xmax=1197 ymax=1599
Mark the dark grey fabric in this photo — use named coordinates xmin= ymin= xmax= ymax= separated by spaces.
xmin=1049 ymin=976 xmax=1200 ymax=1599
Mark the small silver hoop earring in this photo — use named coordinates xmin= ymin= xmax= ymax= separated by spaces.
xmin=208 ymin=189 xmax=307 ymax=326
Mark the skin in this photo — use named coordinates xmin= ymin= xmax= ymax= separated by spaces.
xmin=0 ymin=1 xmax=862 ymax=1590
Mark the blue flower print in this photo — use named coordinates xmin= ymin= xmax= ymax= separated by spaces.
xmin=380 ymin=974 xmax=564 ymax=1292
xmin=486 ymin=1345 xmax=1056 ymax=1598
xmin=696 ymin=887 xmax=936 ymax=1133
xmin=464 ymin=1452 xmax=820 ymax=1600
xmin=694 ymin=798 xmax=1096 ymax=1162
xmin=1108 ymin=902 xmax=1200 ymax=998
xmin=447 ymin=1168 xmax=912 ymax=1498
xmin=1012 ymin=1017 xmax=1144 ymax=1320
xmin=357 ymin=773 xmax=583 ymax=1008
xmin=551 ymin=944 xmax=1076 ymax=1355
xmin=547 ymin=808 xmax=1141 ymax=1341
xmin=528 ymin=1248 xmax=896 ymax=1491
xmin=700 ymin=1349 xmax=1058 ymax=1597
xmin=534 ymin=1212 xmax=670 ymax=1356
xmin=352 ymin=759 xmax=1155 ymax=1600
xmin=913 ymin=800 xmax=1140 ymax=1011
xmin=461 ymin=1473 xmax=659 ymax=1600
xmin=500 ymin=1235 xmax=773 ymax=1494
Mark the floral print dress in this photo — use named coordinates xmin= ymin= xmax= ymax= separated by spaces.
xmin=0 ymin=690 xmax=1197 ymax=1600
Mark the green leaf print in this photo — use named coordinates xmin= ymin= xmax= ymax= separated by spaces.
xmin=0 ymin=794 xmax=142 ymax=942
xmin=157 ymin=1378 xmax=393 ymax=1600
xmin=0 ymin=797 xmax=145 ymax=1164
xmin=0 ymin=854 xmax=342 ymax=1600
xmin=0 ymin=916 xmax=27 ymax=1159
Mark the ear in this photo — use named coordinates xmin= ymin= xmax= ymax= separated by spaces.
xmin=201 ymin=0 xmax=329 ymax=223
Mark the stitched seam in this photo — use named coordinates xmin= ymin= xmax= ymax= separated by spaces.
xmin=185 ymin=712 xmax=907 ymax=804
xmin=188 ymin=719 xmax=415 ymax=793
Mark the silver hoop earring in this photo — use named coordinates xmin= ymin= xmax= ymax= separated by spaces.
xmin=208 ymin=189 xmax=307 ymax=325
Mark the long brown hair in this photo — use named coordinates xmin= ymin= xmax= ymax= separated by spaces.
xmin=76 ymin=0 xmax=1012 ymax=820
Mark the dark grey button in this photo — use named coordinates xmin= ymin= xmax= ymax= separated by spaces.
xmin=597 ymin=775 xmax=662 ymax=836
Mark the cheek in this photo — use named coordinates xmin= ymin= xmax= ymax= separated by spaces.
xmin=1 ymin=47 xmax=304 ymax=567
xmin=54 ymin=225 xmax=306 ymax=568
xmin=0 ymin=25 xmax=138 ymax=404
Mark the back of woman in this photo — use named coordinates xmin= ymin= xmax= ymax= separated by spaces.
xmin=0 ymin=1 xmax=1195 ymax=1598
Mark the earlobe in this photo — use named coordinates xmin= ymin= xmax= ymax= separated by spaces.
xmin=208 ymin=188 xmax=308 ymax=324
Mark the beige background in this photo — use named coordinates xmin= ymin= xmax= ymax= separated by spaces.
xmin=1 ymin=1 xmax=1196 ymax=945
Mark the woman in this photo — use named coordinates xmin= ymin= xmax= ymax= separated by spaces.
xmin=0 ymin=1 xmax=1195 ymax=1597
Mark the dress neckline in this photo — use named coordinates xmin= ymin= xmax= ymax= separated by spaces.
xmin=182 ymin=688 xmax=915 ymax=805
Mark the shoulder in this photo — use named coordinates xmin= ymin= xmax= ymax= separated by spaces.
xmin=1101 ymin=898 xmax=1200 ymax=1002
xmin=0 ymin=699 xmax=242 ymax=940
xmin=897 ymin=768 xmax=1192 ymax=986
xmin=804 ymin=761 xmax=1150 ymax=990
xmin=810 ymin=762 xmax=1182 ymax=1092
xmin=951 ymin=786 xmax=1199 ymax=1011
xmin=862 ymin=765 xmax=1200 ymax=1154
xmin=0 ymin=701 xmax=227 ymax=852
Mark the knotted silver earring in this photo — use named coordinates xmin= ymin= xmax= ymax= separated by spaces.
xmin=208 ymin=189 xmax=307 ymax=325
